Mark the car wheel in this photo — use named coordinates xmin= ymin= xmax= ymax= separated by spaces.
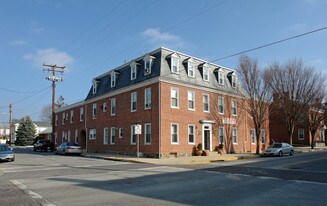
xmin=290 ymin=150 xmax=294 ymax=156
xmin=279 ymin=151 xmax=283 ymax=157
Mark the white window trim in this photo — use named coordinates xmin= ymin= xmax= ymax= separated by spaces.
xmin=188 ymin=91 xmax=195 ymax=111
xmin=103 ymin=102 xmax=107 ymax=112
xmin=103 ymin=128 xmax=108 ymax=145
xmin=219 ymin=126 xmax=225 ymax=144
xmin=75 ymin=129 xmax=78 ymax=144
xmin=89 ymin=129 xmax=96 ymax=140
xmin=111 ymin=98 xmax=116 ymax=116
xmin=171 ymin=87 xmax=179 ymax=109
xmin=171 ymin=123 xmax=179 ymax=144
xmin=130 ymin=125 xmax=136 ymax=145
xmin=70 ymin=110 xmax=74 ymax=123
xmin=203 ymin=65 xmax=209 ymax=82
xmin=131 ymin=92 xmax=137 ymax=112
xmin=110 ymin=127 xmax=115 ymax=145
xmin=110 ymin=73 xmax=116 ymax=87
xmin=261 ymin=129 xmax=266 ymax=144
xmin=55 ymin=115 xmax=58 ymax=126
xmin=250 ymin=129 xmax=256 ymax=144
xmin=203 ymin=94 xmax=210 ymax=113
xmin=130 ymin=61 xmax=138 ymax=80
xmin=232 ymin=99 xmax=237 ymax=116
xmin=232 ymin=75 xmax=237 ymax=88
xmin=119 ymin=128 xmax=123 ymax=138
xmin=298 ymin=129 xmax=305 ymax=140
xmin=218 ymin=96 xmax=224 ymax=115
xmin=232 ymin=127 xmax=238 ymax=145
xmin=188 ymin=124 xmax=196 ymax=144
xmin=144 ymin=88 xmax=152 ymax=109
xmin=187 ymin=59 xmax=195 ymax=78
xmin=143 ymin=54 xmax=155 ymax=76
xmin=144 ymin=123 xmax=151 ymax=145
xmin=92 ymin=103 xmax=97 ymax=119
xmin=218 ymin=70 xmax=224 ymax=85
xmin=171 ymin=57 xmax=180 ymax=74
xmin=80 ymin=107 xmax=84 ymax=122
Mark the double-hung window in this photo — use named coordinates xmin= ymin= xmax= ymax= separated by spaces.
xmin=188 ymin=91 xmax=195 ymax=110
xmin=131 ymin=125 xmax=136 ymax=145
xmin=55 ymin=115 xmax=58 ymax=126
xmin=111 ymin=98 xmax=116 ymax=116
xmin=219 ymin=126 xmax=224 ymax=144
xmin=111 ymin=73 xmax=116 ymax=87
xmin=232 ymin=75 xmax=237 ymax=88
xmin=187 ymin=60 xmax=195 ymax=78
xmin=218 ymin=70 xmax=224 ymax=85
xmin=80 ymin=107 xmax=84 ymax=121
xmin=171 ymin=123 xmax=179 ymax=144
xmin=70 ymin=111 xmax=74 ymax=123
xmin=261 ymin=129 xmax=266 ymax=144
xmin=144 ymin=123 xmax=151 ymax=144
xmin=144 ymin=88 xmax=152 ymax=109
xmin=171 ymin=57 xmax=179 ymax=74
xmin=103 ymin=102 xmax=107 ymax=112
xmin=171 ymin=88 xmax=179 ymax=108
xmin=203 ymin=94 xmax=209 ymax=112
xmin=131 ymin=92 xmax=137 ymax=112
xmin=92 ymin=103 xmax=97 ymax=119
xmin=231 ymin=100 xmax=237 ymax=116
xmin=110 ymin=127 xmax=115 ymax=144
xmin=103 ymin=128 xmax=108 ymax=145
xmin=188 ymin=124 xmax=195 ymax=144
xmin=203 ymin=65 xmax=209 ymax=81
xmin=250 ymin=129 xmax=256 ymax=144
xmin=130 ymin=62 xmax=137 ymax=80
xmin=232 ymin=127 xmax=238 ymax=144
xmin=298 ymin=129 xmax=305 ymax=140
xmin=218 ymin=96 xmax=224 ymax=114
xmin=89 ymin=129 xmax=96 ymax=140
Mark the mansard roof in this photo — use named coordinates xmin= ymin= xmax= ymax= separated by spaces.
xmin=85 ymin=47 xmax=241 ymax=101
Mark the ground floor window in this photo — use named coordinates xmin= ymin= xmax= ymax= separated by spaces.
xmin=171 ymin=123 xmax=179 ymax=144
xmin=144 ymin=123 xmax=151 ymax=144
xmin=131 ymin=125 xmax=136 ymax=145
xmin=250 ymin=129 xmax=256 ymax=144
xmin=298 ymin=129 xmax=305 ymax=140
xmin=261 ymin=129 xmax=266 ymax=144
xmin=188 ymin=124 xmax=195 ymax=144
xmin=89 ymin=129 xmax=96 ymax=140
xmin=219 ymin=126 xmax=224 ymax=144
xmin=232 ymin=127 xmax=238 ymax=144
xmin=110 ymin=127 xmax=115 ymax=144
xmin=103 ymin=128 xmax=108 ymax=145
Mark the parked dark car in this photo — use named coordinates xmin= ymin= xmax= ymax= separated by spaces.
xmin=56 ymin=142 xmax=82 ymax=155
xmin=0 ymin=144 xmax=15 ymax=162
xmin=33 ymin=140 xmax=54 ymax=152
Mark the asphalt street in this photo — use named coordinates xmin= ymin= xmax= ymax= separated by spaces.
xmin=0 ymin=148 xmax=326 ymax=206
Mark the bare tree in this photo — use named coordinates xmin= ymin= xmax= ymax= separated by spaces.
xmin=39 ymin=104 xmax=52 ymax=123
xmin=237 ymin=55 xmax=271 ymax=154
xmin=266 ymin=58 xmax=325 ymax=145
xmin=304 ymin=90 xmax=327 ymax=149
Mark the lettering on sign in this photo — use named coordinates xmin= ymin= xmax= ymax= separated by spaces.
xmin=222 ymin=117 xmax=236 ymax=125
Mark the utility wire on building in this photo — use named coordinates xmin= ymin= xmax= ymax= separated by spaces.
xmin=43 ymin=64 xmax=65 ymax=136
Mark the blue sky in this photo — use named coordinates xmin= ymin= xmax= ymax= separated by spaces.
xmin=0 ymin=0 xmax=326 ymax=122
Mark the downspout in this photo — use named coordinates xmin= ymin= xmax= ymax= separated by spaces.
xmin=85 ymin=104 xmax=88 ymax=152
xmin=158 ymin=82 xmax=161 ymax=159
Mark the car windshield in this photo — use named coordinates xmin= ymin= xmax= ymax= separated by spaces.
xmin=272 ymin=143 xmax=282 ymax=148
xmin=0 ymin=145 xmax=10 ymax=151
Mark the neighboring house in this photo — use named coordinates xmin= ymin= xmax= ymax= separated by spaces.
xmin=11 ymin=120 xmax=51 ymax=142
xmin=54 ymin=47 xmax=270 ymax=158
xmin=38 ymin=127 xmax=52 ymax=141
xmin=269 ymin=100 xmax=326 ymax=146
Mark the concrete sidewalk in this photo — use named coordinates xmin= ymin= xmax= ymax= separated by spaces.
xmin=82 ymin=146 xmax=327 ymax=165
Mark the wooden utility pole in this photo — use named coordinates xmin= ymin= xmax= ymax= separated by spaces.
xmin=43 ymin=64 xmax=65 ymax=141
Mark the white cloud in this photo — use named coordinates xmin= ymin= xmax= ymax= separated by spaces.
xmin=23 ymin=48 xmax=74 ymax=68
xmin=142 ymin=28 xmax=185 ymax=49
xmin=290 ymin=23 xmax=308 ymax=32
xmin=10 ymin=40 xmax=28 ymax=46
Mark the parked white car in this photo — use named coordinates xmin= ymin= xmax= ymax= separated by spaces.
xmin=262 ymin=142 xmax=294 ymax=157
xmin=56 ymin=142 xmax=82 ymax=155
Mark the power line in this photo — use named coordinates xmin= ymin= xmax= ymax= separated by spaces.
xmin=0 ymin=87 xmax=43 ymax=94
xmin=211 ymin=26 xmax=327 ymax=62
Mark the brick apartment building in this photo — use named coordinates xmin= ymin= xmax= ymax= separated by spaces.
xmin=54 ymin=47 xmax=270 ymax=158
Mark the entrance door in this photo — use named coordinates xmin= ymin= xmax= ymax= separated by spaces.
xmin=202 ymin=123 xmax=212 ymax=151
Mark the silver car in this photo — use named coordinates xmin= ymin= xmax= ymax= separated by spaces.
xmin=0 ymin=144 xmax=15 ymax=162
xmin=262 ymin=142 xmax=294 ymax=157
xmin=56 ymin=142 xmax=82 ymax=155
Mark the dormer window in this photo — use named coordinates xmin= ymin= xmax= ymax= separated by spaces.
xmin=232 ymin=74 xmax=237 ymax=88
xmin=184 ymin=57 xmax=195 ymax=78
xmin=110 ymin=70 xmax=119 ymax=88
xmin=218 ymin=70 xmax=224 ymax=85
xmin=130 ymin=61 xmax=139 ymax=80
xmin=167 ymin=52 xmax=180 ymax=74
xmin=200 ymin=63 xmax=209 ymax=82
xmin=92 ymin=79 xmax=99 ymax=94
xmin=143 ymin=54 xmax=155 ymax=76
